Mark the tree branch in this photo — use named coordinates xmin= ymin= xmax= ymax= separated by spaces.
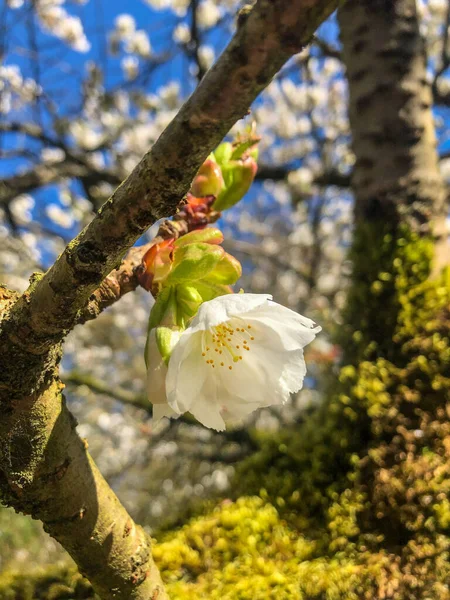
xmin=0 ymin=122 xmax=122 ymax=209
xmin=432 ymin=0 xmax=450 ymax=103
xmin=64 ymin=371 xmax=148 ymax=410
xmin=189 ymin=0 xmax=207 ymax=81
xmin=312 ymin=34 xmax=342 ymax=59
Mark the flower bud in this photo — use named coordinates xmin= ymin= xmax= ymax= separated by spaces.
xmin=231 ymin=139 xmax=259 ymax=162
xmin=191 ymin=158 xmax=225 ymax=198
xmin=213 ymin=156 xmax=258 ymax=211
xmin=176 ymin=284 xmax=203 ymax=319
xmin=140 ymin=238 xmax=175 ymax=291
xmin=174 ymin=227 xmax=223 ymax=247
xmin=213 ymin=142 xmax=233 ymax=167
xmin=154 ymin=326 xmax=182 ymax=365
xmin=147 ymin=287 xmax=177 ymax=330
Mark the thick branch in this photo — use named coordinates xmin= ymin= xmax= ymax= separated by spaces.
xmin=77 ymin=241 xmax=156 ymax=324
xmin=0 ymin=375 xmax=167 ymax=599
xmin=339 ymin=0 xmax=447 ymax=232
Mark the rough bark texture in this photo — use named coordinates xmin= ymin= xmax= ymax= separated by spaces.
xmin=0 ymin=1 xmax=341 ymax=599
xmin=339 ymin=0 xmax=448 ymax=271
xmin=341 ymin=0 xmax=445 ymax=221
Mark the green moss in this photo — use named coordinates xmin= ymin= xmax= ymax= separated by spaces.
xmin=339 ymin=224 xmax=437 ymax=361
xmin=0 ymin=565 xmax=96 ymax=600
xmin=154 ymin=497 xmax=369 ymax=599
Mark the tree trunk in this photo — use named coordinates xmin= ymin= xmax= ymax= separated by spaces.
xmin=339 ymin=0 xmax=448 ymax=267
xmin=333 ymin=0 xmax=450 ymax=593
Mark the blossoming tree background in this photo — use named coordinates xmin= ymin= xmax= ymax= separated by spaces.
xmin=0 ymin=0 xmax=449 ymax=598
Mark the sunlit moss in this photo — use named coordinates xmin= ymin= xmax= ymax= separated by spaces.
xmin=0 ymin=565 xmax=94 ymax=599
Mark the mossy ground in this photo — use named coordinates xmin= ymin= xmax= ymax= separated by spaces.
xmin=1 ymin=226 xmax=449 ymax=599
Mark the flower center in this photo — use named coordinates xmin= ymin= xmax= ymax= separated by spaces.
xmin=201 ymin=320 xmax=255 ymax=370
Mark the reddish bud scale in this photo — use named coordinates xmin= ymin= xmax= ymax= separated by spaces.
xmin=174 ymin=194 xmax=221 ymax=231
xmin=139 ymin=238 xmax=175 ymax=292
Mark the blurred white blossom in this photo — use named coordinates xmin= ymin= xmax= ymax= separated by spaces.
xmin=115 ymin=14 xmax=136 ymax=38
xmin=197 ymin=0 xmax=221 ymax=28
xmin=122 ymin=56 xmax=139 ymax=80
xmin=126 ymin=30 xmax=152 ymax=57
xmin=173 ymin=23 xmax=191 ymax=44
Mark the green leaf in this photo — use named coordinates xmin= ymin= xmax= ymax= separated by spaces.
xmin=213 ymin=142 xmax=233 ymax=167
xmin=194 ymin=280 xmax=232 ymax=302
xmin=230 ymin=139 xmax=259 ymax=161
xmin=213 ymin=160 xmax=256 ymax=211
xmin=147 ymin=287 xmax=174 ymax=331
xmin=201 ymin=252 xmax=242 ymax=285
xmin=167 ymin=243 xmax=224 ymax=283
xmin=174 ymin=228 xmax=223 ymax=248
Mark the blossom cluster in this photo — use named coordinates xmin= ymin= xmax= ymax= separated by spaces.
xmin=36 ymin=0 xmax=90 ymax=52
xmin=0 ymin=66 xmax=41 ymax=114
xmin=143 ymin=140 xmax=320 ymax=430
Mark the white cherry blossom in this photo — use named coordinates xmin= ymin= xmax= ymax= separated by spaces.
xmin=148 ymin=294 xmax=321 ymax=431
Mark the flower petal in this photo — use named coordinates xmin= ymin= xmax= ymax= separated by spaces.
xmin=153 ymin=402 xmax=179 ymax=422
xmin=220 ymin=393 xmax=272 ymax=423
xmin=146 ymin=330 xmax=168 ymax=406
xmin=219 ymin=344 xmax=299 ymax=407
xmin=189 ymin=377 xmax=226 ymax=432
xmin=243 ymin=302 xmax=321 ymax=351
xmin=247 ymin=321 xmax=310 ymax=394
xmin=166 ymin=330 xmax=208 ymax=413
xmin=188 ymin=293 xmax=272 ymax=332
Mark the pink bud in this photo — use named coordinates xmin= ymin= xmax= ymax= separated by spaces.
xmin=191 ymin=159 xmax=225 ymax=198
